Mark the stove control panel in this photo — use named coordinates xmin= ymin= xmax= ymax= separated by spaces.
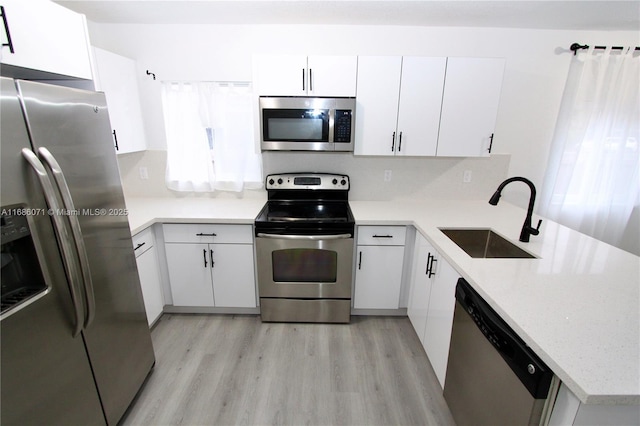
xmin=266 ymin=173 xmax=350 ymax=191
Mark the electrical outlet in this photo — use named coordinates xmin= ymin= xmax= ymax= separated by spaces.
xmin=384 ymin=170 xmax=392 ymax=182
xmin=463 ymin=170 xmax=472 ymax=183
xmin=139 ymin=167 xmax=149 ymax=180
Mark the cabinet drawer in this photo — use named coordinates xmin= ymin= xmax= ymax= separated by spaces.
xmin=132 ymin=227 xmax=154 ymax=257
xmin=357 ymin=226 xmax=406 ymax=246
xmin=163 ymin=224 xmax=253 ymax=244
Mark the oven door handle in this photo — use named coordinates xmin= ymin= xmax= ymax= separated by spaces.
xmin=257 ymin=233 xmax=352 ymax=240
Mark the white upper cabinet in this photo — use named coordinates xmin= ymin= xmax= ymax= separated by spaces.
xmin=254 ymin=55 xmax=357 ymax=97
xmin=437 ymin=57 xmax=505 ymax=157
xmin=355 ymin=56 xmax=505 ymax=158
xmin=354 ymin=56 xmax=403 ymax=156
xmin=92 ymin=47 xmax=147 ymax=154
xmin=396 ymin=57 xmax=447 ymax=156
xmin=0 ymin=0 xmax=92 ymax=80
xmin=355 ymin=56 xmax=446 ymax=156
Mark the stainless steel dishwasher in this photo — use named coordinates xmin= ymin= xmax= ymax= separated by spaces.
xmin=444 ymin=278 xmax=557 ymax=426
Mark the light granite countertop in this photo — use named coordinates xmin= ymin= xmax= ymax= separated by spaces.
xmin=125 ymin=197 xmax=640 ymax=406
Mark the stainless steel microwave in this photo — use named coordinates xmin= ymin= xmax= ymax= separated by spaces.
xmin=259 ymin=97 xmax=355 ymax=152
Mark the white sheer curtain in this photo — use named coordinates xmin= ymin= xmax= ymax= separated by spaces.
xmin=540 ymin=46 xmax=639 ymax=251
xmin=161 ymin=81 xmax=262 ymax=192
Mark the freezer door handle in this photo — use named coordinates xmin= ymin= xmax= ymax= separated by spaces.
xmin=22 ymin=148 xmax=84 ymax=337
xmin=37 ymin=147 xmax=96 ymax=330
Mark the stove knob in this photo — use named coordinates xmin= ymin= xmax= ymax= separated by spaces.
xmin=268 ymin=178 xmax=275 ymax=185
xmin=332 ymin=178 xmax=338 ymax=185
xmin=340 ymin=179 xmax=347 ymax=186
xmin=277 ymin=178 xmax=283 ymax=185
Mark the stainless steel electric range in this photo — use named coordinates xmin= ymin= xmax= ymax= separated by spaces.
xmin=254 ymin=173 xmax=355 ymax=323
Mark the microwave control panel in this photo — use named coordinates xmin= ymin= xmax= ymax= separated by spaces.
xmin=333 ymin=110 xmax=352 ymax=143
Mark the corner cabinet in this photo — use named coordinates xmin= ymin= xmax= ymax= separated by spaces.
xmin=163 ymin=224 xmax=256 ymax=308
xmin=353 ymin=226 xmax=406 ymax=310
xmin=132 ymin=227 xmax=164 ymax=326
xmin=92 ymin=47 xmax=147 ymax=154
xmin=355 ymin=56 xmax=505 ymax=158
xmin=408 ymin=232 xmax=460 ymax=389
xmin=254 ymin=55 xmax=357 ymax=97
xmin=0 ymin=0 xmax=92 ymax=80
xmin=436 ymin=57 xmax=505 ymax=157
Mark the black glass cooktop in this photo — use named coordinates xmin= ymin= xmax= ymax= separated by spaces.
xmin=254 ymin=200 xmax=355 ymax=235
xmin=258 ymin=201 xmax=351 ymax=223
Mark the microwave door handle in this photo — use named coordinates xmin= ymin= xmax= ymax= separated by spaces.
xmin=37 ymin=147 xmax=95 ymax=330
xmin=257 ymin=233 xmax=352 ymax=240
xmin=22 ymin=148 xmax=84 ymax=337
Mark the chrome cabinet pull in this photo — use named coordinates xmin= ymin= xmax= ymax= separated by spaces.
xmin=38 ymin=147 xmax=96 ymax=329
xmin=22 ymin=148 xmax=83 ymax=337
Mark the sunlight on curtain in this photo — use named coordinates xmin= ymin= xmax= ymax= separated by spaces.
xmin=161 ymin=81 xmax=262 ymax=192
xmin=540 ymin=46 xmax=639 ymax=252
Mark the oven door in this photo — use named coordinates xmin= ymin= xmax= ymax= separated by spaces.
xmin=255 ymin=233 xmax=353 ymax=299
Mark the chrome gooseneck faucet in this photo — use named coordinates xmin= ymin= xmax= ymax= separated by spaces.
xmin=489 ymin=177 xmax=542 ymax=242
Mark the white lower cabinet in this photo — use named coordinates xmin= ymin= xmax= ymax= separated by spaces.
xmin=408 ymin=231 xmax=460 ymax=389
xmin=163 ymin=224 xmax=256 ymax=308
xmin=354 ymin=226 xmax=406 ymax=309
xmin=133 ymin=227 xmax=164 ymax=326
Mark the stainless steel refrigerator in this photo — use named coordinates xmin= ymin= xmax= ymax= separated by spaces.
xmin=0 ymin=77 xmax=155 ymax=425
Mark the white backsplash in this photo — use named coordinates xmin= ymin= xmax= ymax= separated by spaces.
xmin=117 ymin=150 xmax=510 ymax=202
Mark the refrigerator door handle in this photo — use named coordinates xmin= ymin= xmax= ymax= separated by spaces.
xmin=21 ymin=148 xmax=84 ymax=337
xmin=37 ymin=147 xmax=96 ymax=330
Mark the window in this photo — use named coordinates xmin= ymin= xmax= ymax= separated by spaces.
xmin=540 ymin=46 xmax=639 ymax=253
xmin=161 ymin=81 xmax=262 ymax=192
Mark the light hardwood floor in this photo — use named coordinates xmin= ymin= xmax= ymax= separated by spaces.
xmin=122 ymin=314 xmax=456 ymax=426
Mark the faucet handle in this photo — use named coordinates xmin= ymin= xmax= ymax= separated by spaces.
xmin=531 ymin=219 xmax=542 ymax=236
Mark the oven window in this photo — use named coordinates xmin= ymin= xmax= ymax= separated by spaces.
xmin=272 ymin=249 xmax=337 ymax=283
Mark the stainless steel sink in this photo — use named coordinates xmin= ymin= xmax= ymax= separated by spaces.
xmin=440 ymin=228 xmax=536 ymax=259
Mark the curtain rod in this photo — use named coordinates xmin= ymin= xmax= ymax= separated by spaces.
xmin=570 ymin=43 xmax=640 ymax=55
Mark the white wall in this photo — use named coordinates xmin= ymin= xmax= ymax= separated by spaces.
xmin=89 ymin=23 xmax=638 ymax=206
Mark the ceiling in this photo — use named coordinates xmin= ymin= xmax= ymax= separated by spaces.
xmin=55 ymin=0 xmax=640 ymax=30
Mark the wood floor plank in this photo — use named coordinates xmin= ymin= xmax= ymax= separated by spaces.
xmin=122 ymin=314 xmax=455 ymax=426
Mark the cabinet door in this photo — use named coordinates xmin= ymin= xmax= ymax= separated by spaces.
xmin=423 ymin=254 xmax=460 ymax=389
xmin=254 ymin=55 xmax=308 ymax=96
xmin=396 ymin=57 xmax=446 ymax=156
xmin=354 ymin=56 xmax=402 ymax=156
xmin=437 ymin=57 xmax=505 ymax=157
xmin=136 ymin=246 xmax=164 ymax=325
xmin=307 ymin=56 xmax=357 ymax=97
xmin=407 ymin=234 xmax=433 ymax=346
xmin=354 ymin=245 xmax=405 ymax=309
xmin=165 ymin=243 xmax=215 ymax=306
xmin=0 ymin=0 xmax=92 ymax=79
xmin=93 ymin=47 xmax=147 ymax=154
xmin=211 ymin=244 xmax=256 ymax=308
